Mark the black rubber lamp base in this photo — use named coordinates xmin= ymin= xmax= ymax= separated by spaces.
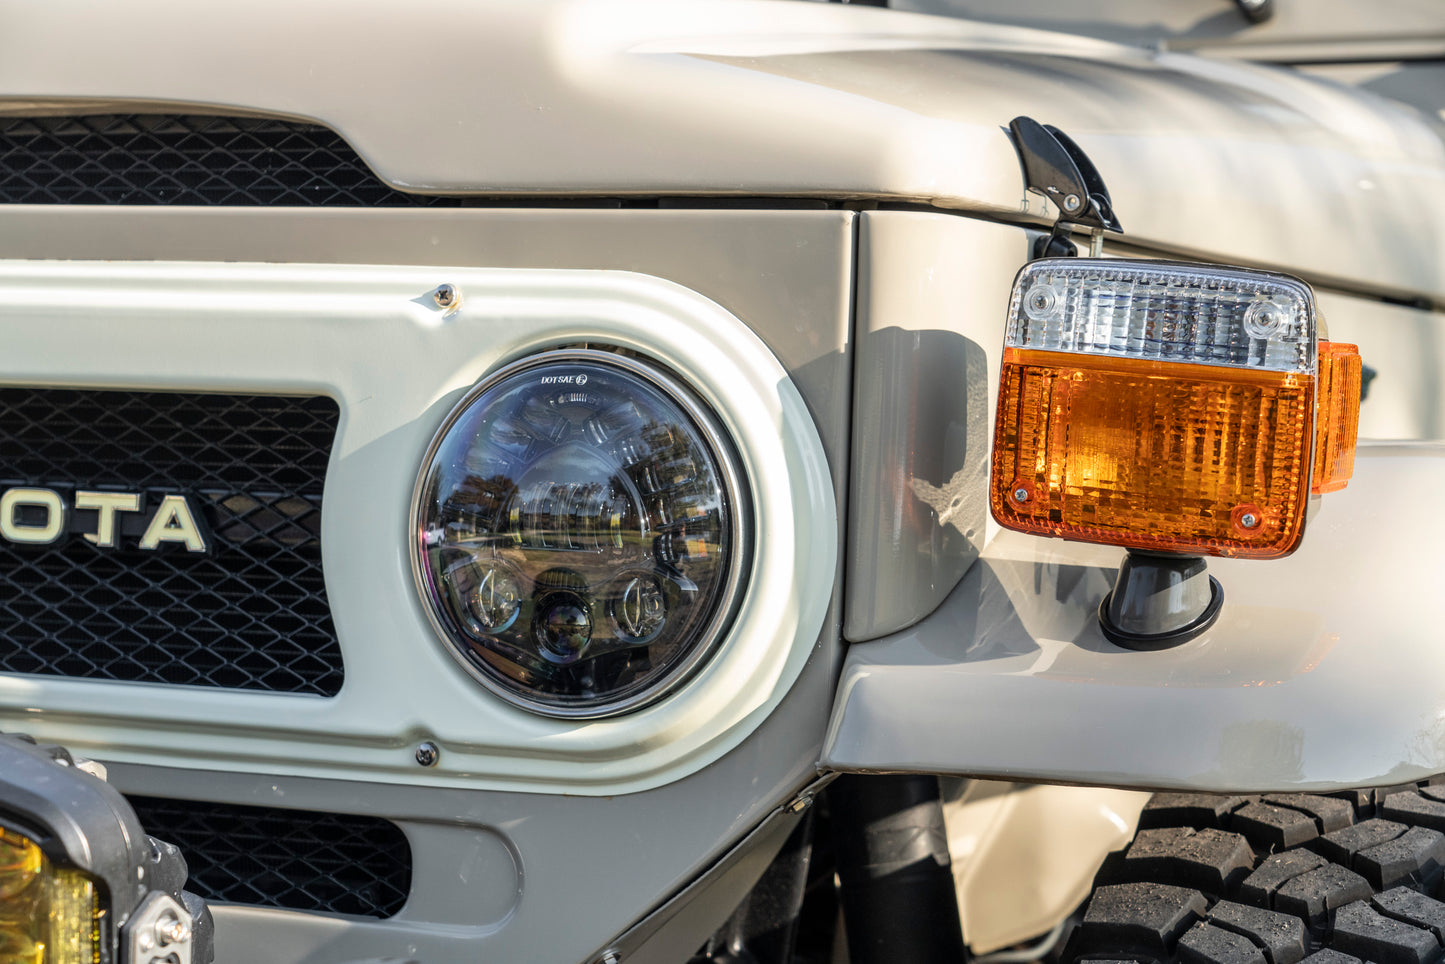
xmin=1098 ymin=550 xmax=1224 ymax=650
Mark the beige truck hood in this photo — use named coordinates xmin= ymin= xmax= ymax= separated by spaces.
xmin=2 ymin=0 xmax=1442 ymax=303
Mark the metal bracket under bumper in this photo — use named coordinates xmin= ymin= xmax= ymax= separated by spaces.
xmin=822 ymin=443 xmax=1445 ymax=793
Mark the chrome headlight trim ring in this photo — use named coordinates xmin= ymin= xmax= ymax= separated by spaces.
xmin=409 ymin=347 xmax=753 ymax=719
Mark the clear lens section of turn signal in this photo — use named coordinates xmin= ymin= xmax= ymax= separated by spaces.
xmin=1009 ymin=260 xmax=1314 ymax=373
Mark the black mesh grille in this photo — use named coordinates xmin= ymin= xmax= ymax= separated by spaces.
xmin=0 ymin=114 xmax=467 ymax=206
xmin=128 ymin=796 xmax=411 ymax=918
xmin=0 ymin=389 xmax=343 ymax=695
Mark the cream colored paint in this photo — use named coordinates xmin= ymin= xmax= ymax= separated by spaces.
xmin=945 ymin=781 xmax=1149 ymax=954
xmin=1301 ymin=62 xmax=1445 ymax=127
xmin=0 ymin=260 xmax=836 ymax=796
xmin=1 ymin=0 xmax=1441 ymax=303
xmin=1321 ymin=292 xmax=1445 ymax=441
xmin=892 ymin=0 xmax=1445 ymax=59
xmin=847 ymin=213 xmax=1028 ymax=641
xmin=825 ymin=443 xmax=1445 ymax=791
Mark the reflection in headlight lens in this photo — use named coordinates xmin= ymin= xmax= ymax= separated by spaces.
xmin=413 ymin=350 xmax=748 ymax=717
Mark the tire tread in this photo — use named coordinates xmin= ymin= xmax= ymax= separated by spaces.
xmin=1068 ymin=782 xmax=1445 ymax=964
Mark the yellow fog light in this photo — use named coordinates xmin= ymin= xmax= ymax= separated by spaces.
xmin=0 ymin=825 xmax=101 ymax=964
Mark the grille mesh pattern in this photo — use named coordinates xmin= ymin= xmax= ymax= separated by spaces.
xmin=129 ymin=796 xmax=411 ymax=918
xmin=0 ymin=389 xmax=343 ymax=695
xmin=0 ymin=114 xmax=464 ymax=206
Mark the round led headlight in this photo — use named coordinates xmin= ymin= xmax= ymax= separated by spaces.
xmin=412 ymin=349 xmax=751 ymax=718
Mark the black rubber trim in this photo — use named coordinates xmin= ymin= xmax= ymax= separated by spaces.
xmin=1098 ymin=576 xmax=1224 ymax=650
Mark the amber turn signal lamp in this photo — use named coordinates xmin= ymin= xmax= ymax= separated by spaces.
xmin=1313 ymin=341 xmax=1362 ymax=494
xmin=990 ymin=259 xmax=1360 ymax=560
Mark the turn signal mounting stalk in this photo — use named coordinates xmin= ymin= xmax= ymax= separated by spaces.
xmin=990 ymin=259 xmax=1361 ymax=647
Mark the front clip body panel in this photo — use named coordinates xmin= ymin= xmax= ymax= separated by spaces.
xmin=0 ymin=259 xmax=837 ymax=799
xmin=824 ymin=442 xmax=1445 ymax=792
xmin=0 ymin=207 xmax=852 ymax=964
xmin=6 ymin=0 xmax=1443 ymax=307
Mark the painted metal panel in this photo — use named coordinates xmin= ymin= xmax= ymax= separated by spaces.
xmin=2 ymin=0 xmax=1442 ymax=303
xmin=0 ymin=260 xmax=836 ymax=797
xmin=107 ymin=757 xmax=821 ymax=964
xmin=891 ymin=0 xmax=1445 ymax=60
xmin=0 ymin=206 xmax=856 ymax=482
xmin=1298 ymin=61 xmax=1445 ymax=142
xmin=824 ymin=442 xmax=1445 ymax=791
xmin=1322 ymin=292 xmax=1445 ymax=441
xmin=0 ymin=210 xmax=855 ymax=963
xmin=944 ymin=781 xmax=1149 ymax=953
xmin=846 ymin=212 xmax=1027 ymax=640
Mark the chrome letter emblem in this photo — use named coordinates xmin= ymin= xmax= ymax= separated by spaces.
xmin=0 ymin=488 xmax=66 ymax=544
xmin=0 ymin=487 xmax=209 ymax=553
xmin=138 ymin=495 xmax=208 ymax=553
xmin=75 ymin=491 xmax=142 ymax=548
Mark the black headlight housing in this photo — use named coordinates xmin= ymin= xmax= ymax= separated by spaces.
xmin=412 ymin=349 xmax=751 ymax=718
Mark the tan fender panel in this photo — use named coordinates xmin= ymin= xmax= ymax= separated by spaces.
xmin=824 ymin=442 xmax=1445 ymax=791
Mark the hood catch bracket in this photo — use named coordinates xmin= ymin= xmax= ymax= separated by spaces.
xmin=1008 ymin=116 xmax=1124 ymax=260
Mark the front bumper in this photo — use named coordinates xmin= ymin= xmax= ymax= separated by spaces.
xmin=824 ymin=442 xmax=1445 ymax=791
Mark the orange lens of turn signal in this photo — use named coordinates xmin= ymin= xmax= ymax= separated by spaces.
xmin=1312 ymin=342 xmax=1361 ymax=494
xmin=991 ymin=348 xmax=1314 ymax=558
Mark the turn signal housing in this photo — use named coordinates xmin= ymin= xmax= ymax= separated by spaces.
xmin=990 ymin=259 xmax=1360 ymax=559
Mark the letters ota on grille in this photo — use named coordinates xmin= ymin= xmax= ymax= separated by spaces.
xmin=0 ymin=389 xmax=343 ymax=695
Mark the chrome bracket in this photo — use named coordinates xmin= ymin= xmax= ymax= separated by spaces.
xmin=126 ymin=892 xmax=195 ymax=964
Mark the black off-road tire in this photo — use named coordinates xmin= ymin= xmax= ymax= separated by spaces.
xmin=1064 ymin=784 xmax=1445 ymax=964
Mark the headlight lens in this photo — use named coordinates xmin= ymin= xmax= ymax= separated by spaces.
xmin=412 ymin=349 xmax=749 ymax=717
xmin=0 ymin=824 xmax=100 ymax=964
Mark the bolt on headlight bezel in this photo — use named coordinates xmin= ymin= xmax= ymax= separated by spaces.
xmin=410 ymin=347 xmax=753 ymax=720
